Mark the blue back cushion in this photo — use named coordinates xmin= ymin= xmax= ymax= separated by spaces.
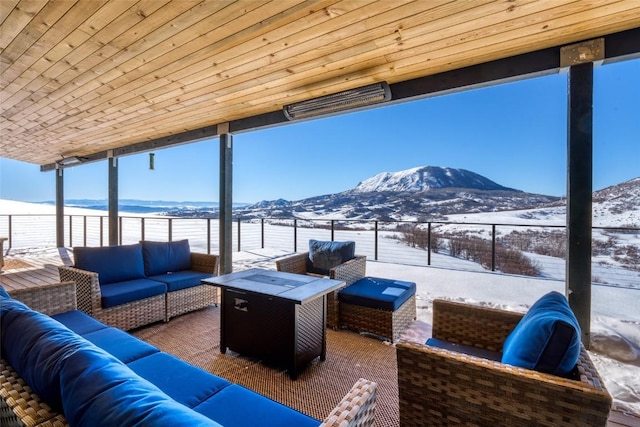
xmin=307 ymin=239 xmax=355 ymax=275
xmin=74 ymin=244 xmax=146 ymax=285
xmin=59 ymin=344 xmax=222 ymax=427
xmin=501 ymin=291 xmax=581 ymax=376
xmin=141 ymin=240 xmax=192 ymax=276
xmin=1 ymin=298 xmax=87 ymax=410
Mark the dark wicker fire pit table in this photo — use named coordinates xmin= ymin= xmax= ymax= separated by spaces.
xmin=202 ymin=268 xmax=345 ymax=379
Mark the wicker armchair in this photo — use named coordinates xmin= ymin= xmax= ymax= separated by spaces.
xmin=276 ymin=252 xmax=366 ymax=329
xmin=396 ymin=299 xmax=612 ymax=427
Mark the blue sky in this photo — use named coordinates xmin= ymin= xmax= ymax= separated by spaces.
xmin=1 ymin=58 xmax=638 ymax=204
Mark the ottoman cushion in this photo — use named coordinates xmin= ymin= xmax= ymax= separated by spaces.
xmin=338 ymin=277 xmax=416 ymax=311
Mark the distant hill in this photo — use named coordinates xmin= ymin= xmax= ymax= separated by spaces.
xmin=235 ymin=166 xmax=560 ymax=221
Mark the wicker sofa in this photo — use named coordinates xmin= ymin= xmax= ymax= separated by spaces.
xmin=396 ymin=298 xmax=612 ymax=426
xmin=1 ymin=282 xmax=378 ymax=427
xmin=275 ymin=240 xmax=366 ymax=329
xmin=58 ymin=240 xmax=218 ymax=330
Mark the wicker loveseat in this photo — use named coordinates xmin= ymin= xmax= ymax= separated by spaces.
xmin=396 ymin=298 xmax=612 ymax=426
xmin=275 ymin=240 xmax=366 ymax=329
xmin=1 ymin=282 xmax=378 ymax=427
xmin=58 ymin=240 xmax=218 ymax=330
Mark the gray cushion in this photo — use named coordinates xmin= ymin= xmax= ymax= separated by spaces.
xmin=307 ymin=239 xmax=355 ymax=275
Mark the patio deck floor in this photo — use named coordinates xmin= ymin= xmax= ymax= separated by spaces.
xmin=0 ymin=249 xmax=637 ymax=426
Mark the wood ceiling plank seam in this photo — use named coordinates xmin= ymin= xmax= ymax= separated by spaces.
xmin=392 ymin=0 xmax=600 ymax=56
xmin=6 ymin=0 xmax=259 ymax=131
xmin=0 ymin=0 xmax=47 ymax=49
xmin=1 ymin=0 xmax=182 ymax=124
xmin=45 ymin=8 xmax=640 ymax=144
xmin=382 ymin=1 xmax=640 ymax=77
xmin=355 ymin=12 xmax=640 ymax=90
xmin=92 ymin=0 xmax=498 ymax=122
xmin=0 ymin=1 xmax=139 ymax=109
xmin=30 ymin=0 xmax=316 ymax=131
xmin=1 ymin=0 xmax=199 ymax=129
xmin=61 ymin=0 xmax=316 ymax=126
xmin=91 ymin=0 xmax=369 ymax=117
xmin=0 ymin=0 xmax=76 ymax=93
xmin=48 ymin=0 xmax=410 ymax=126
xmin=129 ymin=1 xmax=497 ymax=112
xmin=80 ymin=0 xmax=308 ymax=116
xmin=1 ymin=1 xmax=106 ymax=88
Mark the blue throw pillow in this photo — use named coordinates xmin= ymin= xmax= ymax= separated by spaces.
xmin=141 ymin=240 xmax=192 ymax=276
xmin=74 ymin=244 xmax=146 ymax=285
xmin=307 ymin=239 xmax=355 ymax=275
xmin=501 ymin=291 xmax=581 ymax=376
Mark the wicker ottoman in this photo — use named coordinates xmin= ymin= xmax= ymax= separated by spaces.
xmin=338 ymin=276 xmax=417 ymax=342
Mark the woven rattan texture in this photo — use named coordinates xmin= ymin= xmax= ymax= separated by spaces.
xmin=166 ymin=284 xmax=218 ymax=321
xmin=396 ymin=300 xmax=613 ymax=426
xmin=133 ymin=306 xmax=395 ymax=426
xmin=340 ymin=294 xmax=417 ymax=342
xmin=0 ymin=362 xmax=68 ymax=427
xmin=8 ymin=282 xmax=76 ymax=317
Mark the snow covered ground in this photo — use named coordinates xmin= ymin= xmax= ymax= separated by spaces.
xmin=1 ymin=199 xmax=639 ymax=416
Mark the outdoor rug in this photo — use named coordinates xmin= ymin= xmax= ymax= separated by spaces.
xmin=133 ymin=306 xmax=401 ymax=426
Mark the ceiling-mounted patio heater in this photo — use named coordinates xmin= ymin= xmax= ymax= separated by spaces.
xmin=283 ymin=81 xmax=391 ymax=120
xmin=56 ymin=156 xmax=83 ymax=166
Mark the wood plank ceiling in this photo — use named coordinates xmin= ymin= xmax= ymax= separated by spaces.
xmin=1 ymin=0 xmax=640 ymax=167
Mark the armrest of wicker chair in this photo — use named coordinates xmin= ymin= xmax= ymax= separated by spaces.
xmin=7 ymin=281 xmax=77 ymax=316
xmin=327 ymin=255 xmax=367 ymax=329
xmin=275 ymin=252 xmax=309 ymax=275
xmin=320 ymin=378 xmax=377 ymax=427
xmin=58 ymin=265 xmax=101 ymax=317
xmin=431 ymin=299 xmax=523 ymax=351
xmin=190 ymin=252 xmax=219 ymax=275
xmin=396 ymin=300 xmax=613 ymax=427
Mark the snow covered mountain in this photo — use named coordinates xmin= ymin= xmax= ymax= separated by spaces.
xmin=234 ymin=166 xmax=560 ymax=221
xmin=353 ymin=166 xmax=517 ymax=193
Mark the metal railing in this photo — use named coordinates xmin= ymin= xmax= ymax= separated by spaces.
xmin=1 ymin=213 xmax=638 ymax=288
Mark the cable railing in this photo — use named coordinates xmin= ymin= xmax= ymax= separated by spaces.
xmin=1 ymin=213 xmax=638 ymax=289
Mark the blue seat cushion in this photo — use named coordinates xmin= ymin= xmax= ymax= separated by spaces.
xmin=193 ymin=384 xmax=319 ymax=427
xmin=59 ymin=344 xmax=221 ymax=427
xmin=100 ymin=278 xmax=166 ymax=308
xmin=141 ymin=240 xmax=192 ymax=276
xmin=127 ymin=352 xmax=231 ymax=408
xmin=82 ymin=327 xmax=159 ymax=364
xmin=501 ymin=291 xmax=581 ymax=376
xmin=52 ymin=310 xmax=109 ymax=335
xmin=307 ymin=239 xmax=355 ymax=275
xmin=338 ymin=276 xmax=416 ymax=311
xmin=148 ymin=270 xmax=213 ymax=292
xmin=74 ymin=244 xmax=146 ymax=285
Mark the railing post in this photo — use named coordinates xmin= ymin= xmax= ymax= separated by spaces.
xmin=168 ymin=218 xmax=173 ymax=241
xmin=207 ymin=218 xmax=211 ymax=254
xmin=100 ymin=217 xmax=104 ymax=246
xmin=237 ymin=217 xmax=241 ymax=252
xmin=69 ymin=216 xmax=73 ymax=247
xmin=331 ymin=220 xmax=335 ymax=241
xmin=261 ymin=218 xmax=265 ymax=249
xmin=83 ymin=216 xmax=87 ymax=247
xmin=141 ymin=217 xmax=145 ymax=241
xmin=294 ymin=219 xmax=297 ymax=252
xmin=374 ymin=221 xmax=378 ymax=261
xmin=427 ymin=222 xmax=432 ymax=266
xmin=119 ymin=217 xmax=123 ymax=245
xmin=491 ymin=224 xmax=496 ymax=272
xmin=8 ymin=215 xmax=12 ymax=248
